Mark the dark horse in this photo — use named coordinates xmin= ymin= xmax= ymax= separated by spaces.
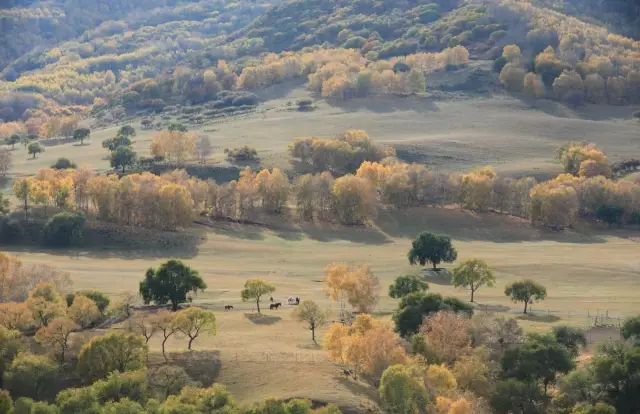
xmin=269 ymin=303 xmax=282 ymax=310
xmin=224 ymin=305 xmax=233 ymax=310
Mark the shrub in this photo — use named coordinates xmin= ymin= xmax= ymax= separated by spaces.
xmin=492 ymin=56 xmax=507 ymax=73
xmin=231 ymin=93 xmax=259 ymax=107
xmin=51 ymin=157 xmax=77 ymax=170
xmin=42 ymin=212 xmax=86 ymax=247
xmin=225 ymin=146 xmax=258 ymax=162
xmin=489 ymin=30 xmax=506 ymax=42
xmin=4 ymin=353 xmax=58 ymax=400
xmin=0 ymin=216 xmax=23 ymax=243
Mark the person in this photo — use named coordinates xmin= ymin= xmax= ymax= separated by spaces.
xmin=295 ymin=297 xmax=300 ymax=305
xmin=270 ymin=296 xmax=274 ymax=302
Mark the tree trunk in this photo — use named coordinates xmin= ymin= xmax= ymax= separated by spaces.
xmin=523 ymin=300 xmax=528 ymax=314
xmin=256 ymin=298 xmax=261 ymax=313
xmin=60 ymin=346 xmax=65 ymax=362
xmin=188 ymin=336 xmax=194 ymax=350
xmin=162 ymin=337 xmax=168 ymax=362
xmin=171 ymin=301 xmax=178 ymax=311
xmin=470 ymin=288 xmax=474 ymax=303
xmin=311 ymin=326 xmax=315 ymax=342
xmin=122 ymin=165 xmax=126 ymax=174
xmin=432 ymin=262 xmax=437 ymax=270
xmin=24 ymin=199 xmax=28 ymax=220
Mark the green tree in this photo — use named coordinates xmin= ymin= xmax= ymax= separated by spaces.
xmin=4 ymin=353 xmax=58 ymax=401
xmin=501 ymin=333 xmax=574 ymax=394
xmin=491 ymin=378 xmax=546 ymax=414
xmin=241 ymin=278 xmax=275 ymax=314
xmin=13 ymin=178 xmax=31 ymax=220
xmin=292 ymin=300 xmax=329 ymax=342
xmin=388 ymin=275 xmax=429 ymax=299
xmin=117 ymin=125 xmax=136 ymax=138
xmin=505 ymin=279 xmax=547 ymax=314
xmin=27 ymin=142 xmax=44 ymax=159
xmin=51 ymin=157 xmax=77 ymax=170
xmin=392 ymin=292 xmax=473 ymax=337
xmin=552 ymin=325 xmax=587 ymax=358
xmin=139 ymin=260 xmax=206 ymax=311
xmin=168 ymin=123 xmax=187 ymax=132
xmin=69 ymin=290 xmax=110 ymax=315
xmin=73 ymin=128 xmax=90 ymax=145
xmin=92 ymin=370 xmax=148 ymax=404
xmin=572 ymin=402 xmax=616 ymax=414
xmin=0 ymin=389 xmax=12 ymax=414
xmin=12 ymin=398 xmax=58 ymax=414
xmin=102 ymin=136 xmax=131 ymax=152
xmin=591 ymin=340 xmax=640 ymax=413
xmin=42 ymin=212 xmax=86 ymax=247
xmin=0 ymin=326 xmax=24 ymax=388
xmin=7 ymin=134 xmax=20 ymax=150
xmin=110 ymin=146 xmax=137 ymax=174
xmin=175 ymin=307 xmax=216 ymax=350
xmin=452 ymin=258 xmax=496 ymax=302
xmin=378 ymin=364 xmax=428 ymax=414
xmin=77 ymin=332 xmax=147 ymax=383
xmin=621 ymin=315 xmax=640 ymax=342
xmin=408 ymin=232 xmax=457 ymax=270
xmin=55 ymin=386 xmax=99 ymax=414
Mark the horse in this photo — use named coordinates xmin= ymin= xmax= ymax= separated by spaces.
xmin=224 ymin=305 xmax=233 ymax=310
xmin=269 ymin=303 xmax=281 ymax=310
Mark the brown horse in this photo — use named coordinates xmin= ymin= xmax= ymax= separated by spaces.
xmin=269 ymin=303 xmax=281 ymax=310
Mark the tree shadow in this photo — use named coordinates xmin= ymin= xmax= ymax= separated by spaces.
xmin=517 ymin=313 xmax=561 ymax=323
xmin=374 ymin=207 xmax=607 ymax=244
xmin=335 ymin=376 xmax=380 ymax=402
xmin=296 ymin=342 xmax=321 ymax=350
xmin=510 ymin=93 xmax=636 ymax=122
xmin=170 ymin=350 xmax=222 ymax=386
xmin=419 ymin=268 xmax=453 ymax=286
xmin=244 ymin=312 xmax=282 ymax=325
xmin=325 ymin=94 xmax=440 ymax=114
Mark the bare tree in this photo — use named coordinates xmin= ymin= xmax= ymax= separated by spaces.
xmin=195 ymin=135 xmax=213 ymax=163
xmin=0 ymin=149 xmax=12 ymax=178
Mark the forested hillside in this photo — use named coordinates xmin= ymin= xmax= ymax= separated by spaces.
xmin=0 ymin=0 xmax=639 ymax=132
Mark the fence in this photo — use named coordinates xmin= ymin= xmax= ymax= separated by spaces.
xmin=216 ymin=351 xmax=329 ymax=363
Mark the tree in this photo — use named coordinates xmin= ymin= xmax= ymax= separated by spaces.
xmin=26 ymin=282 xmax=64 ymax=327
xmin=241 ymin=278 xmax=275 ymax=314
xmin=67 ymin=295 xmax=101 ymax=328
xmin=110 ymin=145 xmax=137 ymax=174
xmin=72 ymin=290 xmax=110 ymax=315
xmin=77 ymin=332 xmax=147 ymax=382
xmin=332 ymin=175 xmax=377 ymax=225
xmin=0 ymin=303 xmax=32 ymax=331
xmin=491 ymin=379 xmax=546 ymax=414
xmin=292 ymin=300 xmax=329 ymax=342
xmin=4 ymin=353 xmax=58 ymax=400
xmin=501 ymin=333 xmax=574 ymax=394
xmin=148 ymin=365 xmax=196 ymax=400
xmin=393 ymin=292 xmax=473 ymax=337
xmin=42 ymin=212 xmax=86 ymax=247
xmin=195 ymin=135 xmax=212 ymax=163
xmin=499 ymin=63 xmax=525 ymax=91
xmin=168 ymin=123 xmax=187 ymax=132
xmin=0 ymin=149 xmax=11 ymax=179
xmin=73 ymin=128 xmax=90 ymax=145
xmin=175 ymin=307 xmax=216 ymax=350
xmin=596 ymin=204 xmax=624 ymax=227
xmin=452 ymin=259 xmax=496 ymax=302
xmin=55 ymin=386 xmax=100 ymax=414
xmin=91 ymin=369 xmax=148 ymax=405
xmin=118 ymin=125 xmax=136 ymax=138
xmin=0 ymin=389 xmax=11 ymax=413
xmin=572 ymin=403 xmax=616 ymax=414
xmin=139 ymin=260 xmax=206 ymax=311
xmin=128 ymin=312 xmax=159 ymax=344
xmin=27 ymin=142 xmax=44 ymax=159
xmin=7 ymin=134 xmax=20 ymax=149
xmin=151 ymin=310 xmax=179 ymax=362
xmin=51 ymin=157 xmax=77 ymax=170
xmin=552 ymin=325 xmax=586 ymax=358
xmin=621 ymin=315 xmax=640 ymax=342
xmin=388 ymin=275 xmax=429 ymax=299
xmin=378 ymin=364 xmax=429 ymax=414
xmin=0 ymin=326 xmax=24 ymax=388
xmin=591 ymin=340 xmax=640 ymax=413
xmin=504 ymin=279 xmax=547 ymax=314
xmin=419 ymin=311 xmax=472 ymax=364
xmin=13 ymin=179 xmax=31 ymax=219
xmin=102 ymin=136 xmax=131 ymax=152
xmin=35 ymin=317 xmax=77 ymax=362
xmin=408 ymin=232 xmax=457 ymax=270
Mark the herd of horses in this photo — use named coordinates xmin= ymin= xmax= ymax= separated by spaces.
xmin=223 ymin=297 xmax=300 ymax=311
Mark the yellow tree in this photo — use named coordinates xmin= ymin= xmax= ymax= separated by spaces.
xmin=26 ymin=282 xmax=64 ymax=327
xmin=13 ymin=178 xmax=33 ymax=219
xmin=175 ymin=307 xmax=216 ymax=350
xmin=158 ymin=183 xmax=194 ymax=231
xmin=419 ymin=311 xmax=472 ymax=364
xmin=0 ymin=302 xmax=32 ymax=331
xmin=0 ymin=253 xmax=23 ymax=302
xmin=67 ymin=295 xmax=101 ymax=328
xmin=35 ymin=317 xmax=77 ymax=361
xmin=332 ymin=175 xmax=376 ymax=224
xmin=30 ymin=179 xmax=52 ymax=218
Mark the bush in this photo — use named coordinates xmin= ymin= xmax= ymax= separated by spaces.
xmin=51 ymin=158 xmax=77 ymax=170
xmin=4 ymin=353 xmax=58 ymax=400
xmin=489 ymin=30 xmax=506 ymax=42
xmin=296 ymin=99 xmax=313 ymax=111
xmin=493 ymin=56 xmax=507 ymax=73
xmin=225 ymin=146 xmax=258 ymax=162
xmin=0 ymin=216 xmax=23 ymax=243
xmin=42 ymin=212 xmax=86 ymax=247
xmin=67 ymin=290 xmax=110 ymax=314
xmin=632 ymin=110 xmax=640 ymax=119
xmin=231 ymin=93 xmax=259 ymax=107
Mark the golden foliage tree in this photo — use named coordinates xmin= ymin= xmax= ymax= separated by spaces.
xmin=67 ymin=295 xmax=101 ymax=328
xmin=332 ymin=175 xmax=377 ymax=224
xmin=35 ymin=317 xmax=77 ymax=362
xmin=0 ymin=302 xmax=32 ymax=331
xmin=175 ymin=307 xmax=216 ymax=350
xmin=26 ymin=282 xmax=64 ymax=327
xmin=324 ymin=263 xmax=380 ymax=314
xmin=419 ymin=311 xmax=472 ymax=364
xmin=151 ymin=131 xmax=196 ymax=164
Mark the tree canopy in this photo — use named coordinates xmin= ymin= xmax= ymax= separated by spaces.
xmin=504 ymin=279 xmax=547 ymax=314
xmin=139 ymin=260 xmax=206 ymax=311
xmin=241 ymin=278 xmax=275 ymax=314
xmin=452 ymin=258 xmax=496 ymax=302
xmin=388 ymin=275 xmax=429 ymax=299
xmin=408 ymin=232 xmax=457 ymax=270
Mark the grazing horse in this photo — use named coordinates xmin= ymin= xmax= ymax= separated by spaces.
xmin=269 ymin=303 xmax=281 ymax=310
xmin=224 ymin=305 xmax=233 ymax=310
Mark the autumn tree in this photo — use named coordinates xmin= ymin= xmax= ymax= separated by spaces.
xmin=110 ymin=145 xmax=137 ymax=173
xmin=419 ymin=310 xmax=472 ymax=364
xmin=26 ymin=282 xmax=64 ymax=327
xmin=73 ymin=128 xmax=90 ymax=145
xmin=530 ymin=181 xmax=579 ymax=229
xmin=151 ymin=131 xmax=196 ymax=165
xmin=175 ymin=307 xmax=216 ymax=350
xmin=0 ymin=302 xmax=32 ymax=331
xmin=27 ymin=142 xmax=44 ymax=159
xmin=332 ymin=174 xmax=377 ymax=225
xmin=505 ymin=279 xmax=547 ymax=314
xmin=67 ymin=295 xmax=101 ymax=328
xmin=408 ymin=232 xmax=457 ymax=270
xmin=151 ymin=310 xmax=179 ymax=362
xmin=452 ymin=259 xmax=496 ymax=302
xmin=499 ymin=63 xmax=525 ymax=91
xmin=35 ymin=317 xmax=77 ymax=361
xmin=388 ymin=275 xmax=429 ymax=299
xmin=140 ymin=260 xmax=206 ymax=311
xmin=523 ymin=72 xmax=546 ymax=98
xmin=324 ymin=263 xmax=380 ymax=315
xmin=77 ymin=332 xmax=147 ymax=382
xmin=379 ymin=364 xmax=429 ymax=414
xmin=127 ymin=312 xmax=159 ymax=343
xmin=241 ymin=278 xmax=276 ymax=314
xmin=12 ymin=178 xmax=31 ymax=219
xmin=292 ymin=300 xmax=329 ymax=342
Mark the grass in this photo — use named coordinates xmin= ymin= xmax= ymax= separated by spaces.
xmin=4 ymin=79 xmax=640 ymax=409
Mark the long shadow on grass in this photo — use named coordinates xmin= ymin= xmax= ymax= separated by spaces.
xmin=244 ymin=312 xmax=281 ymax=325
xmin=326 ymin=94 xmax=440 ymax=114
xmin=374 ymin=208 xmax=607 ymax=244
xmin=335 ymin=376 xmax=380 ymax=402
xmin=511 ymin=93 xmax=636 ymax=122
xmin=170 ymin=350 xmax=222 ymax=386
